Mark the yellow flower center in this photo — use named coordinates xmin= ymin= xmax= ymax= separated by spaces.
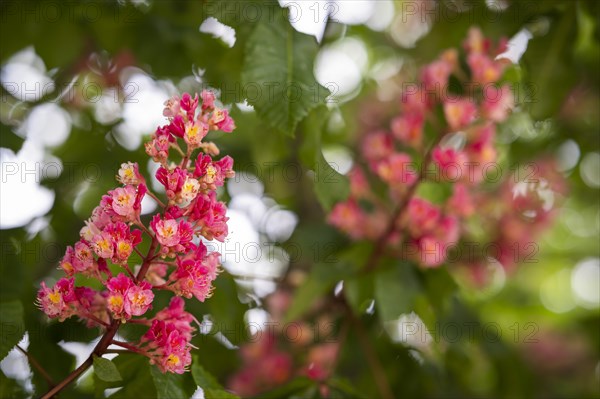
xmin=483 ymin=66 xmax=498 ymax=83
xmin=117 ymin=241 xmax=131 ymax=255
xmin=132 ymin=292 xmax=147 ymax=306
xmin=206 ymin=165 xmax=217 ymax=182
xmin=166 ymin=354 xmax=180 ymax=366
xmin=62 ymin=261 xmax=73 ymax=273
xmin=98 ymin=239 xmax=111 ymax=251
xmin=116 ymin=194 xmax=131 ymax=206
xmin=186 ymin=124 xmax=199 ymax=139
xmin=48 ymin=291 xmax=61 ymax=304
xmin=160 ymin=225 xmax=174 ymax=237
xmin=212 ymin=109 xmax=225 ymax=123
xmin=108 ymin=295 xmax=123 ymax=308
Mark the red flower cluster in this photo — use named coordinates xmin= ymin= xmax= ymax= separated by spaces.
xmin=37 ymin=91 xmax=236 ymax=373
xmin=328 ymin=28 xmax=564 ymax=271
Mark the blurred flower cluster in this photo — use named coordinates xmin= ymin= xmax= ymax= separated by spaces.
xmin=328 ymin=28 xmax=566 ymax=275
xmin=228 ymin=291 xmax=339 ymax=397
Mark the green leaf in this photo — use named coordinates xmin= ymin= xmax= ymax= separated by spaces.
xmin=300 ymin=106 xmax=350 ymax=211
xmin=327 ymin=378 xmax=368 ymax=398
xmin=242 ymin=7 xmax=329 ymax=135
xmin=420 ymin=267 xmax=457 ymax=317
xmin=0 ymin=300 xmax=24 ymax=361
xmin=207 ymin=272 xmax=247 ymax=345
xmin=191 ymin=361 xmax=221 ymax=390
xmin=93 ymin=355 xmax=122 ymax=382
xmin=97 ymin=354 xmax=156 ymax=399
xmin=375 ymin=261 xmax=421 ymax=323
xmin=345 ymin=274 xmax=375 ymax=316
xmin=192 ymin=359 xmax=240 ymax=399
xmin=286 ymin=243 xmax=372 ymax=322
xmin=284 ymin=271 xmax=330 ymax=323
xmin=258 ymin=377 xmax=316 ymax=399
xmin=204 ymin=388 xmax=240 ymax=399
xmin=150 ymin=365 xmax=188 ymax=399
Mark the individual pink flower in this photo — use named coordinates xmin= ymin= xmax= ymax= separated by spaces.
xmin=421 ymin=59 xmax=453 ymax=94
xmin=211 ymin=108 xmax=235 ymax=132
xmin=156 ymin=166 xmax=186 ymax=200
xmin=124 ymin=282 xmax=154 ymax=316
xmin=467 ymin=53 xmax=503 ymax=85
xmin=348 ymin=167 xmax=369 ymax=199
xmin=327 ymin=200 xmax=366 ymax=240
xmin=436 ymin=215 xmax=460 ymax=245
xmin=91 ymin=231 xmax=114 ymax=259
xmin=168 ymin=115 xmax=186 ymax=138
xmin=110 ymin=185 xmax=138 ymax=220
xmin=305 ymin=343 xmax=339 ymax=381
xmin=406 ymin=198 xmax=441 ymax=236
xmin=448 ymin=183 xmax=475 ymax=217
xmin=73 ymin=241 xmax=97 ymax=275
xmin=151 ymin=215 xmax=181 ymax=248
xmin=463 ymin=27 xmax=489 ymax=55
xmin=117 ymin=162 xmax=144 ymax=186
xmin=160 ymin=341 xmax=192 ymax=374
xmin=201 ymin=90 xmax=216 ymax=110
xmin=180 ymin=92 xmax=199 ymax=119
xmin=375 ymin=153 xmax=418 ymax=187
xmin=443 ymin=98 xmax=477 ymax=130
xmin=416 ymin=236 xmax=447 ymax=268
xmin=401 ymin=88 xmax=431 ymax=113
xmin=465 ymin=124 xmax=497 ymax=182
xmin=481 ymin=84 xmax=514 ymax=122
xmin=170 ymin=259 xmax=214 ymax=301
xmin=184 ymin=120 xmax=208 ymax=147
xmin=164 ymin=205 xmax=184 ymax=220
xmin=90 ymin=195 xmax=118 ymax=230
xmin=361 ymin=131 xmax=393 ymax=162
xmin=59 ymin=246 xmax=76 ymax=276
xmin=432 ymin=146 xmax=469 ymax=181
xmin=391 ymin=113 xmax=424 ymax=148
xmin=180 ymin=176 xmax=200 ymax=203
xmin=163 ymin=95 xmax=181 ymax=118
xmin=36 ymin=278 xmax=77 ymax=320
xmin=80 ymin=215 xmax=105 ymax=241
xmin=143 ymin=262 xmax=168 ymax=286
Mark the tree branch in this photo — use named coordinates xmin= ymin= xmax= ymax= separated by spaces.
xmin=363 ymin=131 xmax=445 ymax=273
xmin=349 ymin=311 xmax=395 ymax=399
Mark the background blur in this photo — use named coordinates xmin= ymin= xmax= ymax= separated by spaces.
xmin=1 ymin=0 xmax=599 ymax=398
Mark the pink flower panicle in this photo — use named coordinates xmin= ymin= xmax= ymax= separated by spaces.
xmin=328 ymin=28 xmax=565 ymax=273
xmin=37 ymin=91 xmax=236 ymax=373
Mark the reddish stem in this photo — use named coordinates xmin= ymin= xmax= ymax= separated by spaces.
xmin=41 ymin=234 xmax=159 ymax=398
xmin=363 ymin=131 xmax=445 ymax=273
xmin=111 ymin=340 xmax=145 ymax=354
